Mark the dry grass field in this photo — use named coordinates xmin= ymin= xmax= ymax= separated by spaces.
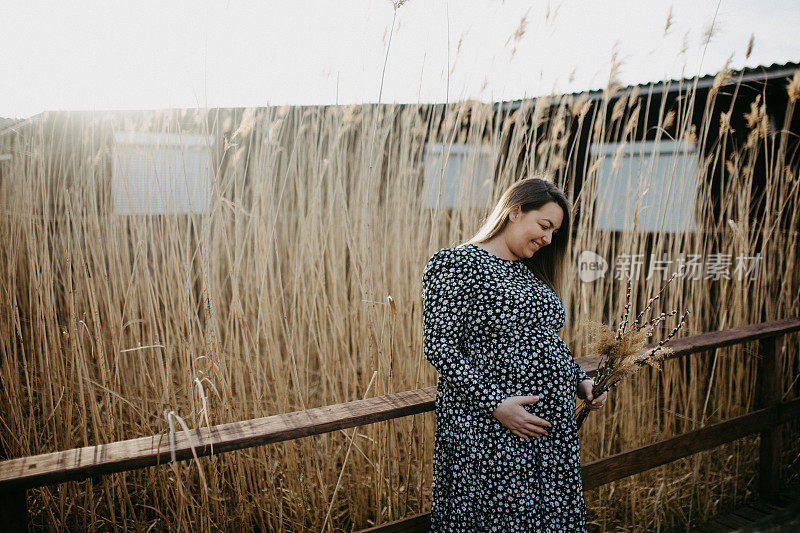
xmin=1 ymin=69 xmax=799 ymax=530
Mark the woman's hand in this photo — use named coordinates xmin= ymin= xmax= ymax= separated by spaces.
xmin=492 ymin=396 xmax=552 ymax=440
xmin=577 ymin=379 xmax=607 ymax=411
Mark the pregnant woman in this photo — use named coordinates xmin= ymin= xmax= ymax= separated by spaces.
xmin=422 ymin=177 xmax=607 ymax=532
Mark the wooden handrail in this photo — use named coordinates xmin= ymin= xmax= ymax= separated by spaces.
xmin=357 ymin=390 xmax=800 ymax=533
xmin=0 ymin=388 xmax=436 ymax=493
xmin=572 ymin=316 xmax=800 ymax=373
xmin=358 ymin=321 xmax=799 ymax=532
xmin=581 ymin=397 xmax=800 ymax=490
xmin=0 ymin=317 xmax=798 ymax=531
xmin=357 ymin=397 xmax=800 ymax=533
xmin=2 ymin=318 xmax=797 ymax=494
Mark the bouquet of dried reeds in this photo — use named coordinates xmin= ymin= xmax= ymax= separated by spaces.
xmin=576 ymin=272 xmax=690 ymax=429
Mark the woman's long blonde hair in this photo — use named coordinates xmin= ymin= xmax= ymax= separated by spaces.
xmin=465 ymin=176 xmax=572 ymax=298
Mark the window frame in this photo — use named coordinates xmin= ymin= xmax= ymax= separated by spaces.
xmin=421 ymin=142 xmax=496 ymax=209
xmin=588 ymin=139 xmax=698 ymax=233
xmin=111 ymin=131 xmax=215 ymax=215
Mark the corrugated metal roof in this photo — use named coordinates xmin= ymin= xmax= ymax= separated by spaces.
xmin=0 ymin=115 xmax=38 ymax=137
xmin=497 ymin=60 xmax=800 ymax=111
xmin=2 ymin=61 xmax=798 ymax=133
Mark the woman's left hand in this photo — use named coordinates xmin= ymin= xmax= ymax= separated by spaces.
xmin=577 ymin=380 xmax=607 ymax=411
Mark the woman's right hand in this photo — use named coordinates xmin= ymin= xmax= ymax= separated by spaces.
xmin=492 ymin=396 xmax=551 ymax=440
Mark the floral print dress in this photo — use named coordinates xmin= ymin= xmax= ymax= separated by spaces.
xmin=422 ymin=243 xmax=591 ymax=532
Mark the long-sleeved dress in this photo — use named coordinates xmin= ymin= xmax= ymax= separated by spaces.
xmin=422 ymin=243 xmax=592 ymax=532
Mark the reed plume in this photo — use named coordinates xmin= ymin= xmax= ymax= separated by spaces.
xmin=575 ymin=273 xmax=690 ymax=429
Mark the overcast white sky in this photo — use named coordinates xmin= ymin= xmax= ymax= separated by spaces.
xmin=1 ymin=0 xmax=798 ymax=118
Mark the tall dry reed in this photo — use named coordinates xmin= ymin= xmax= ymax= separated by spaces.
xmin=0 ymin=68 xmax=798 ymax=531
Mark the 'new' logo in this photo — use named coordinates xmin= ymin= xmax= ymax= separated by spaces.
xmin=578 ymin=251 xmax=608 ymax=282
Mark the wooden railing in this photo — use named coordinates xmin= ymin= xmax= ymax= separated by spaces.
xmin=0 ymin=317 xmax=798 ymax=532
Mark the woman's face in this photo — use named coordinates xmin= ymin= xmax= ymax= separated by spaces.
xmin=504 ymin=201 xmax=564 ymax=259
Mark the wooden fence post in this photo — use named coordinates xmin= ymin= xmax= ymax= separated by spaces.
xmin=758 ymin=335 xmax=783 ymax=501
xmin=0 ymin=490 xmax=28 ymax=532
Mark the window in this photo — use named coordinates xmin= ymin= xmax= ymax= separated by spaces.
xmin=112 ymin=132 xmax=214 ymax=215
xmin=421 ymin=142 xmax=495 ymax=209
xmin=589 ymin=140 xmax=697 ymax=233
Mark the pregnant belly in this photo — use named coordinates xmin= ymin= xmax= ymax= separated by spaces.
xmin=510 ymin=340 xmax=571 ymax=383
xmin=501 ymin=344 xmax=574 ymax=417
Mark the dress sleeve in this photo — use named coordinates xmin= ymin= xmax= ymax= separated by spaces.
xmin=566 ymin=342 xmax=592 ymax=390
xmin=422 ymin=248 xmax=507 ymax=415
xmin=573 ymin=360 xmax=592 ymax=387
